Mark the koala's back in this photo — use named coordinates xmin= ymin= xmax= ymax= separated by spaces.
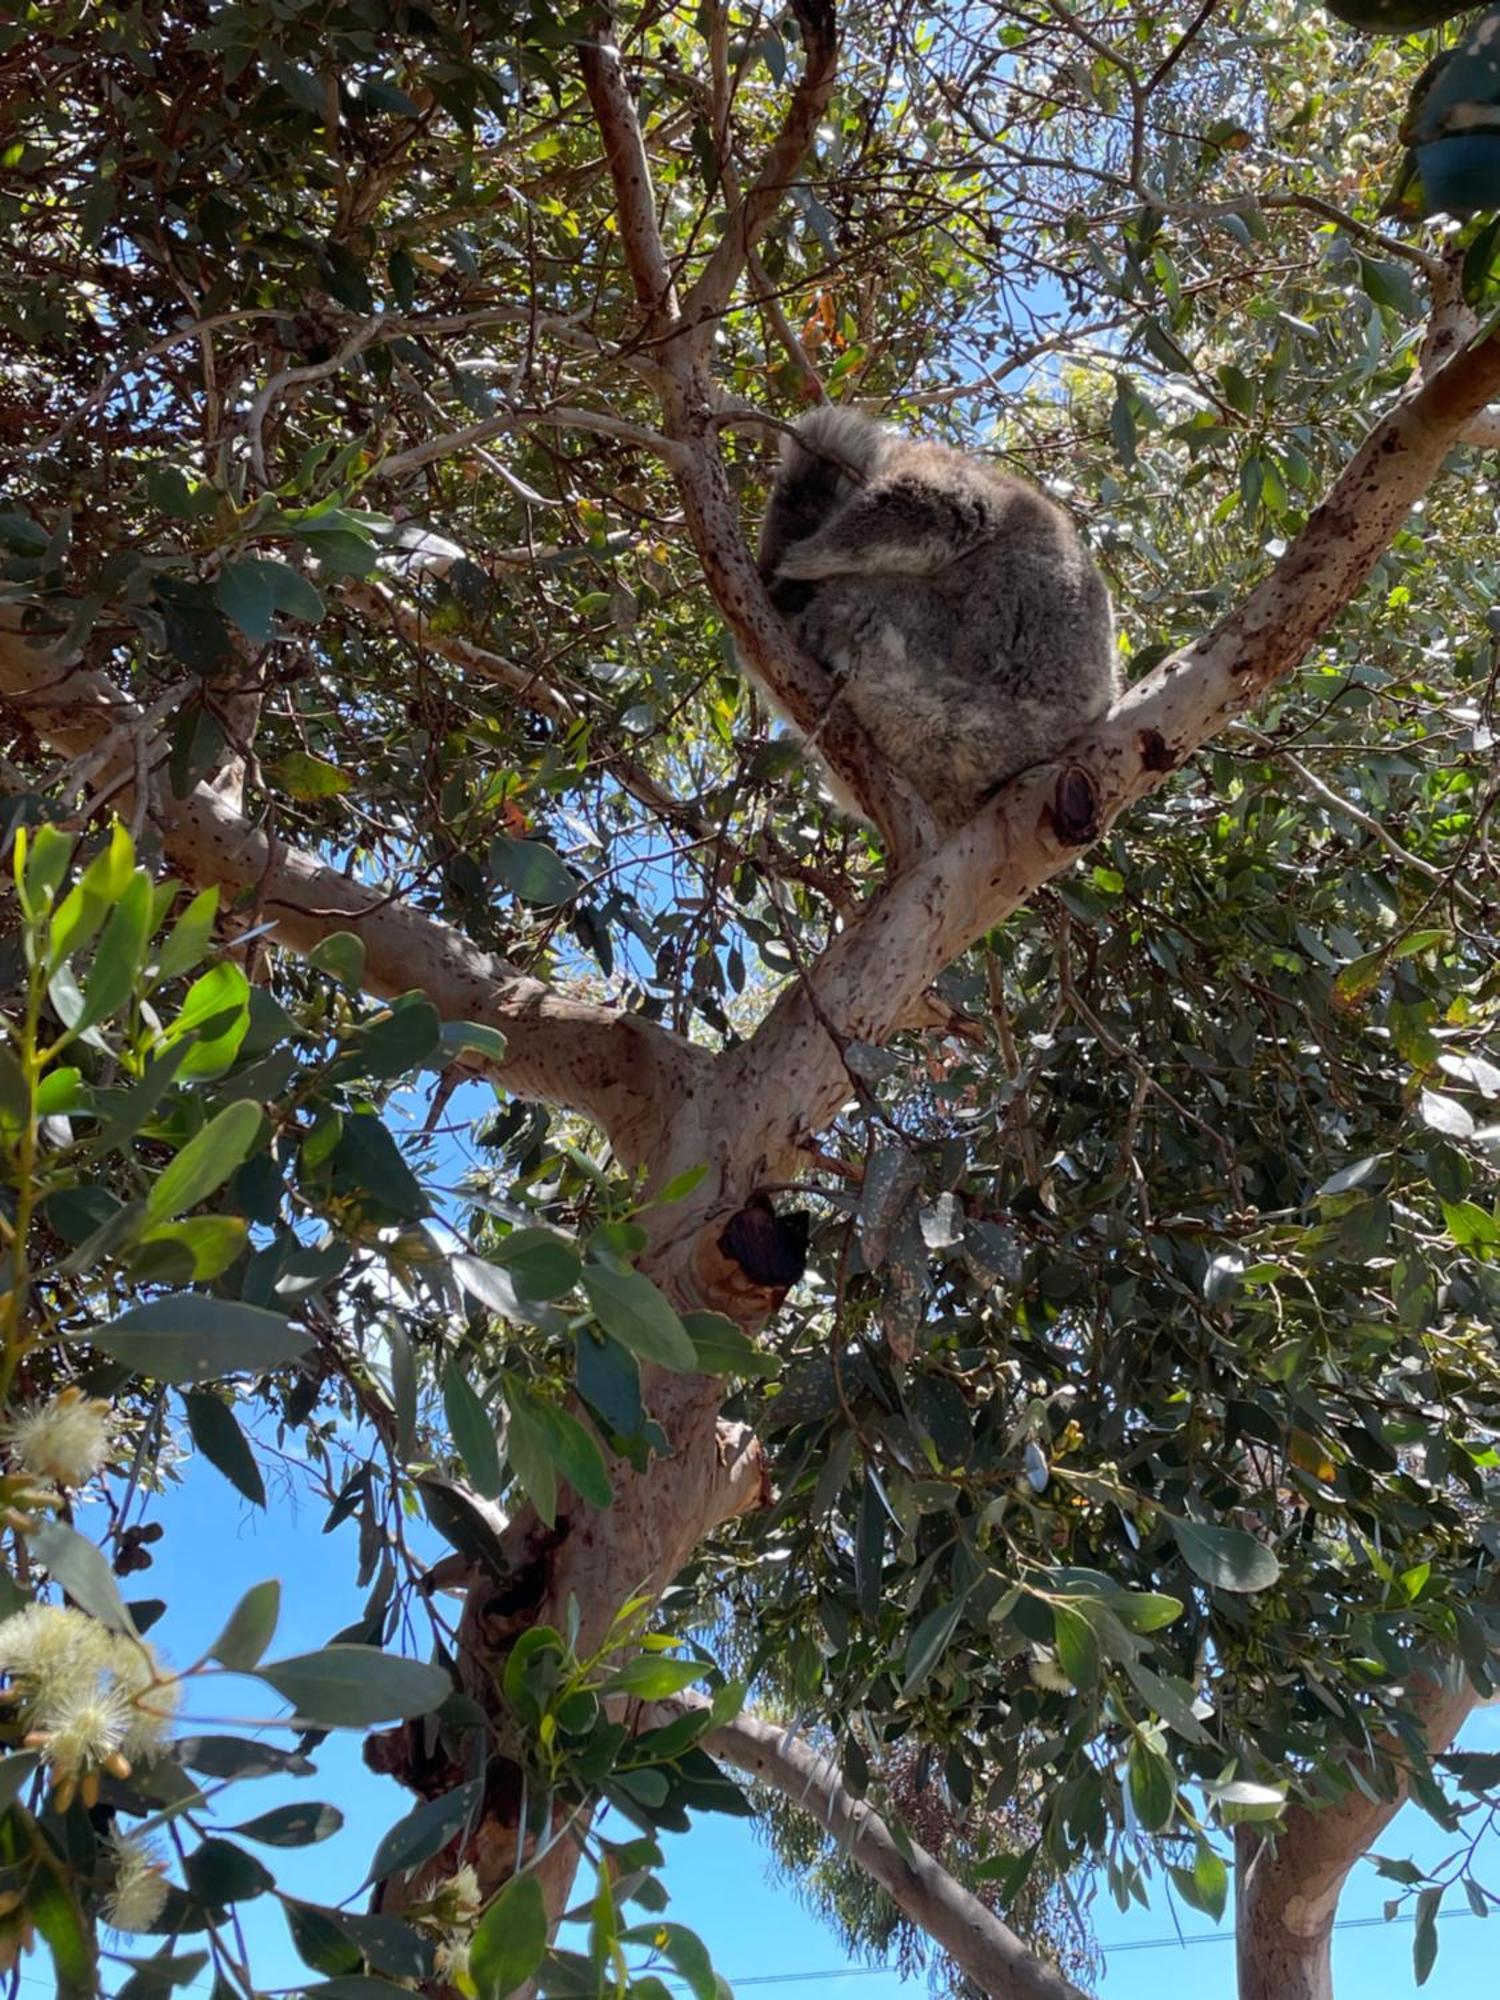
xmin=758 ymin=411 xmax=1118 ymax=832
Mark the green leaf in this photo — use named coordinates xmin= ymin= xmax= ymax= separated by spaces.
xmin=0 ymin=1043 xmax=29 ymax=1145
xmin=28 ymin=1517 xmax=132 ymax=1631
xmin=154 ymin=574 xmax=236 ymax=671
xmin=1170 ymin=1516 xmax=1280 ymax=1594
xmin=309 ymin=931 xmax=367 ymax=985
xmin=493 ymin=1227 xmax=583 ymax=1301
xmin=1113 ymin=1592 xmax=1184 ymax=1634
xmin=442 ymin=1363 xmax=502 ymax=1499
xmin=92 ymin=1295 xmax=310 ymax=1383
xmin=365 ymin=1779 xmax=483 ymax=1886
xmin=231 ymin=1801 xmax=343 ymax=1848
xmin=358 ymin=999 xmax=442 ymax=1080
xmin=157 ymin=961 xmax=251 ymax=1077
xmin=256 ymin=1645 xmax=451 ymax=1727
xmin=620 ymin=1924 xmax=716 ymax=2000
xmin=216 ymin=558 xmax=281 ymax=644
xmin=133 ymin=1214 xmax=249 ymax=1283
xmin=216 ymin=556 xmax=324 ymax=641
xmin=78 ymin=867 xmax=154 ymax=1030
xmin=154 ymin=887 xmax=221 ymax=983
xmin=186 ymin=1391 xmax=266 ymax=1506
xmin=330 ymin=1115 xmax=427 ymax=1219
xmin=329 ymin=1912 xmax=435 ymax=1983
xmin=27 ymin=1851 xmax=95 ymax=1998
xmin=601 ymin=1655 xmax=709 ymax=1700
xmin=582 ymin=1265 xmax=698 ymax=1372
xmin=1052 ymin=1603 xmax=1100 ymax=1691
xmin=1414 ymin=1884 xmax=1442 ymax=1985
xmin=22 ymin=820 xmax=78 ymax=909
xmin=269 ymin=751 xmax=354 ymax=800
xmin=439 ymin=1019 xmax=509 ymax=1063
xmin=1121 ymin=1658 xmax=1211 ymax=1744
xmin=902 ymin=1596 xmax=964 ymax=1695
xmin=681 ymin=1311 xmax=779 ymax=1377
xmin=185 ymin=1836 xmax=275 ymax=1904
xmin=504 ymin=1377 xmax=612 ymax=1509
xmin=489 ymin=833 xmax=576 ymax=906
xmin=386 ymin=1318 xmax=417 ymax=1464
xmin=454 ymin=1255 xmax=550 ymax=1326
xmin=502 ymin=1388 xmax=557 ymax=1525
xmin=144 ymin=1099 xmax=263 ymax=1223
xmin=1192 ymin=1840 xmax=1229 ymax=1921
xmin=1127 ymin=1738 xmax=1175 ymax=1831
xmin=470 ymin=1873 xmax=548 ymax=2000
xmin=208 ymin=1580 xmax=281 ymax=1670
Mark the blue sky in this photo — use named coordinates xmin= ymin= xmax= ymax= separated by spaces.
xmin=60 ymin=1449 xmax=1500 ymax=2000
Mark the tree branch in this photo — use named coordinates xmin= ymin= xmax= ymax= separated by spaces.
xmin=1235 ymin=1665 xmax=1480 ymax=2000
xmin=579 ymin=16 xmax=682 ymax=333
xmin=681 ymin=0 xmax=840 ymax=345
xmin=0 ymin=617 xmax=707 ymax=1160
xmin=576 ymin=1 xmax=935 ymax=862
xmin=648 ymin=1697 xmax=1088 ymax=2000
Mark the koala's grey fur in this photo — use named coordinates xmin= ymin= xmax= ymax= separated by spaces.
xmin=755 ymin=406 xmax=1118 ymax=833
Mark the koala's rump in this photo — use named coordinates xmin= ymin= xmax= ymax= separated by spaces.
xmin=791 ymin=553 xmax=1113 ymax=827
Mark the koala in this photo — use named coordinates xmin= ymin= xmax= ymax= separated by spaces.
xmin=755 ymin=406 xmax=1118 ymax=833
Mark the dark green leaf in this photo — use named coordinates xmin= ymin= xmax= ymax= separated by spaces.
xmin=442 ymin=1363 xmax=502 ymax=1499
xmin=620 ymin=1924 xmax=716 ymax=2000
xmin=470 ymin=1873 xmax=548 ymax=2000
xmin=1170 ymin=1517 xmax=1280 ymax=1594
xmin=365 ymin=1778 xmax=482 ymax=1885
xmin=902 ymin=1597 xmax=964 ymax=1695
xmin=28 ymin=1517 xmax=132 ymax=1630
xmin=1414 ymin=1884 xmax=1442 ymax=1985
xmin=92 ymin=1295 xmax=310 ymax=1384
xmin=230 ymin=1801 xmax=343 ymax=1848
xmin=582 ymin=1265 xmax=697 ymax=1372
xmin=493 ymin=1227 xmax=583 ymax=1301
xmin=489 ymin=834 xmax=576 ymax=906
xmin=681 ymin=1311 xmax=779 ymax=1378
xmin=184 ymin=1837 xmax=274 ymax=1905
xmin=256 ymin=1646 xmax=451 ymax=1727
xmin=208 ymin=1580 xmax=280 ymax=1670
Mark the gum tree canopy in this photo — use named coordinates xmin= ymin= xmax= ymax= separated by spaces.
xmin=4 ymin=3 xmax=1500 ymax=1998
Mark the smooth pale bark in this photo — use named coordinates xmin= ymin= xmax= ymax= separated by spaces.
xmin=649 ymin=1698 xmax=1089 ymax=2000
xmin=1234 ymin=1668 xmax=1479 ymax=2000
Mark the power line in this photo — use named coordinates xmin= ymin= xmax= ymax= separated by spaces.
xmin=690 ymin=1902 xmax=1481 ymax=1987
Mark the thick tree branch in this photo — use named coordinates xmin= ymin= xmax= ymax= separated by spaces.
xmin=648 ymin=1698 xmax=1087 ymax=2000
xmin=0 ymin=619 xmax=707 ymax=1160
xmin=1235 ymin=1665 xmax=1479 ymax=2000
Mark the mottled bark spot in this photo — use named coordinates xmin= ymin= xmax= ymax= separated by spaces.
xmin=1138 ymin=728 xmax=1177 ymax=773
xmin=1049 ymin=764 xmax=1100 ymax=845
